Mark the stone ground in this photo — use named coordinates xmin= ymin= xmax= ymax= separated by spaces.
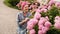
xmin=0 ymin=0 xmax=19 ymax=34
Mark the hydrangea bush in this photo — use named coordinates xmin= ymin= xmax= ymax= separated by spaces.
xmin=27 ymin=0 xmax=60 ymax=34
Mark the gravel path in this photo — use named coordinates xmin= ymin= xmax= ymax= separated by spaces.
xmin=0 ymin=0 xmax=19 ymax=34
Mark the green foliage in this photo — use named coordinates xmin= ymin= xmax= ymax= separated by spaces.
xmin=40 ymin=6 xmax=60 ymax=34
xmin=4 ymin=0 xmax=19 ymax=9
xmin=47 ymin=28 xmax=60 ymax=34
xmin=7 ymin=0 xmax=19 ymax=6
xmin=41 ymin=6 xmax=60 ymax=24
xmin=34 ymin=25 xmax=38 ymax=34
xmin=47 ymin=6 xmax=60 ymax=24
xmin=41 ymin=12 xmax=47 ymax=17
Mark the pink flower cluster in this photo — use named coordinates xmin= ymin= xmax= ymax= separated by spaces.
xmin=34 ymin=12 xmax=41 ymax=19
xmin=35 ymin=4 xmax=49 ymax=13
xmin=35 ymin=0 xmax=55 ymax=13
xmin=35 ymin=8 xmax=47 ymax=13
xmin=35 ymin=0 xmax=60 ymax=13
xmin=48 ymin=0 xmax=60 ymax=8
xmin=27 ymin=12 xmax=41 ymax=34
xmin=16 ymin=0 xmax=60 ymax=34
xmin=55 ymin=2 xmax=60 ymax=8
xmin=35 ymin=4 xmax=51 ymax=13
xmin=27 ymin=18 xmax=38 ymax=30
xmin=48 ymin=0 xmax=55 ymax=6
xmin=54 ymin=16 xmax=60 ymax=29
xmin=29 ymin=29 xmax=36 ymax=34
xmin=27 ymin=12 xmax=52 ymax=34
xmin=38 ymin=17 xmax=51 ymax=34
xmin=27 ymin=12 xmax=41 ymax=30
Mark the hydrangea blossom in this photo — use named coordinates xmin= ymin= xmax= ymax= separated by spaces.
xmin=47 ymin=6 xmax=51 ymax=10
xmin=48 ymin=0 xmax=55 ymax=6
xmin=38 ymin=25 xmax=44 ymax=30
xmin=34 ymin=12 xmax=41 ymax=19
xmin=35 ymin=9 xmax=42 ymax=13
xmin=27 ymin=18 xmax=38 ymax=30
xmin=54 ymin=22 xmax=60 ymax=29
xmin=54 ymin=16 xmax=60 ymax=29
xmin=38 ymin=30 xmax=43 ymax=34
xmin=42 ymin=27 xmax=49 ymax=34
xmin=29 ymin=29 xmax=36 ymax=34
xmin=44 ymin=21 xmax=52 ymax=28
xmin=55 ymin=2 xmax=60 ymax=8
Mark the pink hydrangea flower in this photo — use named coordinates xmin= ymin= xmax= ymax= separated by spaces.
xmin=38 ymin=6 xmax=43 ymax=9
xmin=38 ymin=20 xmax=45 ymax=25
xmin=54 ymin=16 xmax=60 ymax=29
xmin=34 ymin=12 xmax=41 ymax=19
xmin=40 ymin=8 xmax=47 ymax=12
xmin=38 ymin=25 xmax=44 ymax=30
xmin=27 ymin=18 xmax=38 ymax=30
xmin=40 ymin=17 xmax=47 ymax=22
xmin=54 ymin=16 xmax=60 ymax=23
xmin=43 ymin=9 xmax=47 ymax=12
xmin=48 ymin=6 xmax=51 ymax=10
xmin=30 ymin=18 xmax=38 ymax=25
xmin=55 ymin=16 xmax=60 ymax=20
xmin=54 ymin=22 xmax=60 ymax=29
xmin=42 ymin=5 xmax=48 ymax=9
xmin=54 ymin=20 xmax=60 ymax=23
xmin=48 ymin=0 xmax=55 ymax=6
xmin=30 ymin=5 xmax=35 ymax=9
xmin=40 ymin=9 xmax=44 ymax=12
xmin=55 ymin=2 xmax=60 ymax=8
xmin=27 ymin=23 xmax=34 ymax=30
xmin=27 ymin=20 xmax=33 ymax=25
xmin=38 ymin=30 xmax=43 ymax=34
xmin=45 ymin=16 xmax=49 ymax=21
xmin=44 ymin=21 xmax=51 ymax=28
xmin=42 ymin=27 xmax=49 ymax=34
xmin=35 ymin=9 xmax=42 ymax=13
xmin=27 ymin=21 xmax=34 ymax=30
xmin=28 ymin=18 xmax=38 ymax=25
xmin=29 ymin=29 xmax=35 ymax=34
xmin=27 ymin=26 xmax=33 ymax=30
xmin=27 ymin=22 xmax=34 ymax=25
xmin=33 ymin=18 xmax=38 ymax=25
